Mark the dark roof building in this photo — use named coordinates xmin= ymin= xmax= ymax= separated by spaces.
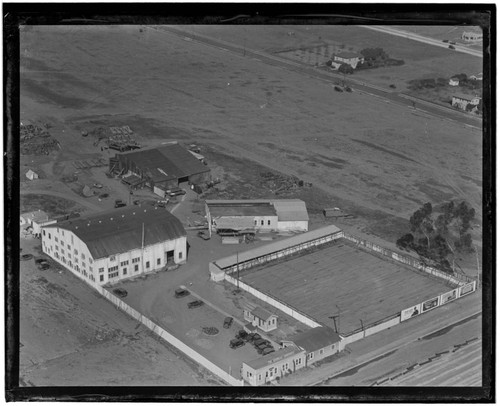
xmin=291 ymin=326 xmax=341 ymax=353
xmin=112 ymin=143 xmax=211 ymax=194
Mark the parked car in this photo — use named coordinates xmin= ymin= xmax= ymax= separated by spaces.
xmin=229 ymin=338 xmax=245 ymax=349
xmin=261 ymin=347 xmax=275 ymax=356
xmin=113 ymin=288 xmax=128 ymax=298
xmin=248 ymin=333 xmax=261 ymax=342
xmin=35 ymin=258 xmax=49 ymax=265
xmin=93 ymin=183 xmax=103 ymax=189
xmin=168 ymin=188 xmax=186 ymax=197
xmin=442 ymin=39 xmax=449 ymax=43
xmin=114 ymin=199 xmax=126 ymax=208
xmin=20 ymin=254 xmax=33 ymax=261
xmin=197 ymin=230 xmax=211 ymax=240
xmin=345 ymin=86 xmax=352 ymax=92
xmin=253 ymin=338 xmax=268 ymax=347
xmin=174 ymin=288 xmax=190 ymax=298
xmin=223 ymin=316 xmax=234 ymax=329
xmin=334 ymin=86 xmax=344 ymax=92
xmin=237 ymin=330 xmax=249 ymax=340
xmin=38 ymin=263 xmax=50 ymax=271
xmin=187 ymin=300 xmax=204 ymax=309
xmin=449 ymin=45 xmax=456 ymax=50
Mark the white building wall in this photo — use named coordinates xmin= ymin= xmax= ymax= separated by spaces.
xmin=277 ymin=220 xmax=308 ymax=232
xmin=253 ymin=215 xmax=278 ymax=231
xmin=42 ymin=226 xmax=187 ymax=286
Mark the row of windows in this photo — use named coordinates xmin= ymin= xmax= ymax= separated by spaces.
xmin=108 ymin=266 xmax=118 ymax=273
xmin=132 ymin=257 xmax=140 ymax=263
xmin=255 ymin=220 xmax=272 ymax=226
xmin=120 ymin=260 xmax=129 ymax=266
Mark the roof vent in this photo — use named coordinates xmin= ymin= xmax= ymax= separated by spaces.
xmin=133 ymin=212 xmax=135 ymax=215
xmin=75 ymin=226 xmax=78 ymax=229
xmin=110 ymin=217 xmax=113 ymax=221
xmin=144 ymin=209 xmax=147 ymax=212
xmin=99 ymin=220 xmax=102 ymax=223
xmin=122 ymin=214 xmax=125 ymax=217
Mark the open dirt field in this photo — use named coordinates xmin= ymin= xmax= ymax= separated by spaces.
xmin=20 ymin=26 xmax=482 ymax=227
xmin=240 ymin=240 xmax=451 ymax=334
xmin=19 ymin=238 xmax=219 ymax=386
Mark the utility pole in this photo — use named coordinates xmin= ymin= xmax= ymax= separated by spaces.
xmin=236 ymin=251 xmax=240 ymax=291
xmin=360 ymin=319 xmax=365 ymax=338
xmin=329 ymin=315 xmax=339 ymax=333
xmin=474 ymin=244 xmax=481 ymax=287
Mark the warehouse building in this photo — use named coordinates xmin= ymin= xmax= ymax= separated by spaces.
xmin=41 ymin=206 xmax=187 ymax=285
xmin=109 ymin=142 xmax=211 ymax=197
xmin=205 ymin=199 xmax=309 ymax=237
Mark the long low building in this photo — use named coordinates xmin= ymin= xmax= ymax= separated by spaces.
xmin=205 ymin=199 xmax=309 ymax=236
xmin=41 ymin=206 xmax=187 ymax=285
xmin=110 ymin=142 xmax=211 ymax=197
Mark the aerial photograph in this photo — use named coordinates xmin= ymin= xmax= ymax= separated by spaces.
xmin=6 ymin=6 xmax=491 ymax=402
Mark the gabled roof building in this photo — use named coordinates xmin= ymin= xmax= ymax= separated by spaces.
xmin=41 ymin=206 xmax=187 ymax=285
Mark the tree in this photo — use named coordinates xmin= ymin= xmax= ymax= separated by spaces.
xmin=338 ymin=63 xmax=354 ymax=74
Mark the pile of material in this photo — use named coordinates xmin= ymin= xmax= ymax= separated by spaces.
xmin=260 ymin=171 xmax=311 ymax=195
xmin=20 ymin=123 xmax=60 ymax=155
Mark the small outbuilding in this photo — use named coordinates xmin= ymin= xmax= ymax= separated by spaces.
xmin=285 ymin=326 xmax=342 ymax=366
xmin=26 ymin=169 xmax=39 ymax=180
xmin=243 ymin=302 xmax=278 ymax=332
xmin=449 ymin=78 xmax=460 ymax=86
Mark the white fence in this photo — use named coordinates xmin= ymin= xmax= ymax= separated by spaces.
xmin=225 ymin=274 xmax=322 ymax=329
xmin=93 ymin=284 xmax=244 ymax=386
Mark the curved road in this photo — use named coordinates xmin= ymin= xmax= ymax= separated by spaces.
xmin=149 ymin=25 xmax=482 ymax=129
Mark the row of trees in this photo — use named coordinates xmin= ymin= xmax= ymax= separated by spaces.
xmin=408 ymin=74 xmax=481 ymax=91
xmin=396 ymin=201 xmax=476 ymax=274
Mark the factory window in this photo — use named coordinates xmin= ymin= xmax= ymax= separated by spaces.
xmin=268 ymin=220 xmax=271 ymax=226
xmin=74 ymin=249 xmax=78 ymax=255
xmin=134 ymin=264 xmax=139 ymax=272
xmin=120 ymin=260 xmax=129 ymax=266
xmin=261 ymin=220 xmax=264 ymax=226
xmin=74 ymin=258 xmax=78 ymax=264
xmin=89 ymin=267 xmax=92 ymax=273
xmin=146 ymin=261 xmax=150 ymax=269
xmin=108 ymin=266 xmax=118 ymax=272
xmin=109 ymin=256 xmax=116 ymax=262
xmin=319 ymin=349 xmax=324 ymax=355
xmin=71 ymin=235 xmax=74 ymax=244
xmin=55 ymin=237 xmax=58 ymax=243
xmin=67 ymin=244 xmax=70 ymax=250
xmin=254 ymin=220 xmax=257 ymax=226
xmin=55 ymin=252 xmax=59 ymax=259
xmin=283 ymin=363 xmax=289 ymax=371
xmin=132 ymin=257 xmax=140 ymax=263
xmin=55 ymin=245 xmax=59 ymax=251
xmin=89 ymin=258 xmax=93 ymax=264
xmin=307 ymin=353 xmax=314 ymax=360
xmin=82 ymin=262 xmax=86 ymax=269
xmin=48 ymin=233 xmax=51 ymax=239
xmin=157 ymin=258 xmax=161 ymax=265
xmin=68 ymin=261 xmax=72 ymax=267
xmin=109 ymin=271 xmax=119 ymax=279
xmin=247 ymin=371 xmax=252 ymax=378
xmin=62 ymin=257 xmax=66 ymax=264
xmin=61 ymin=230 xmax=64 ymax=236
xmin=60 ymin=240 xmax=64 ymax=246
xmin=43 ymin=230 xmax=46 ymax=236
xmin=61 ymin=249 xmax=65 ymax=255
xmin=179 ymin=252 xmax=183 ymax=259
xmin=258 ymin=374 xmax=261 ymax=381
xmin=67 ymin=254 xmax=71 ymax=260
xmin=99 ymin=267 xmax=104 ymax=273
xmin=331 ymin=344 xmax=336 ymax=350
xmin=100 ymin=275 xmax=104 ymax=282
xmin=123 ymin=268 xmax=127 ymax=275
xmin=81 ymin=253 xmax=85 ymax=260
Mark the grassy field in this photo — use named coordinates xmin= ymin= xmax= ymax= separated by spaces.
xmin=240 ymin=240 xmax=451 ymax=334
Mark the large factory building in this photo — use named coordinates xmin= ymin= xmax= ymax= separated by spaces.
xmin=41 ymin=206 xmax=187 ymax=286
xmin=109 ymin=142 xmax=211 ymax=197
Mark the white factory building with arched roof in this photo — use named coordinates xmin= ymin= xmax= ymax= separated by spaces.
xmin=41 ymin=206 xmax=187 ymax=285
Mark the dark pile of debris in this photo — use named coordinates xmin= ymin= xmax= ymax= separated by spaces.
xmin=89 ymin=125 xmax=140 ymax=151
xmin=260 ymin=171 xmax=312 ymax=195
xmin=20 ymin=123 xmax=60 ymax=155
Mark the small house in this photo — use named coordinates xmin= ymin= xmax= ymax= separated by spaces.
xmin=243 ymin=302 xmax=278 ymax=332
xmin=26 ymin=169 xmax=39 ymax=180
xmin=333 ymin=52 xmax=364 ymax=69
xmin=20 ymin=210 xmax=55 ymax=237
xmin=449 ymin=78 xmax=460 ymax=86
xmin=241 ymin=346 xmax=306 ymax=386
xmin=451 ymin=94 xmax=481 ymax=111
xmin=286 ymin=326 xmax=342 ymax=366
xmin=469 ymin=73 xmax=483 ymax=81
xmin=462 ymin=31 xmax=483 ymax=42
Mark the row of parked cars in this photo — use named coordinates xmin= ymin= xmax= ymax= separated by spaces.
xmin=174 ymin=288 xmax=204 ymax=309
xmin=229 ymin=330 xmax=275 ymax=355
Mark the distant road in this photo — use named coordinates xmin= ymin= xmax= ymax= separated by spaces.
xmin=359 ymin=26 xmax=483 ymax=58
xmin=20 ymin=189 xmax=102 ymax=212
xmin=149 ymin=26 xmax=481 ymax=130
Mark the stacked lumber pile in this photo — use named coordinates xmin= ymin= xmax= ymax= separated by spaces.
xmin=20 ymin=123 xmax=60 ymax=155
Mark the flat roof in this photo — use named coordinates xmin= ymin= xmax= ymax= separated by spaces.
xmin=209 ymin=202 xmax=277 ymax=217
xmin=244 ymin=346 xmax=303 ymax=371
xmin=213 ymin=224 xmax=342 ymax=270
xmin=45 ymin=206 xmax=186 ymax=260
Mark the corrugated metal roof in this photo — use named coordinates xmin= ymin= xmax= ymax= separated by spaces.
xmin=118 ymin=144 xmax=209 ymax=183
xmin=273 ymin=200 xmax=309 ymax=222
xmin=244 ymin=346 xmax=303 ymax=370
xmin=46 ymin=206 xmax=186 ymax=260
xmin=214 ymin=224 xmax=342 ymax=270
xmin=291 ymin=327 xmax=341 ymax=353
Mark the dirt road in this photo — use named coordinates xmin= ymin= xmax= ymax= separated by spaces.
xmin=20 ymin=188 xmax=102 ymax=212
